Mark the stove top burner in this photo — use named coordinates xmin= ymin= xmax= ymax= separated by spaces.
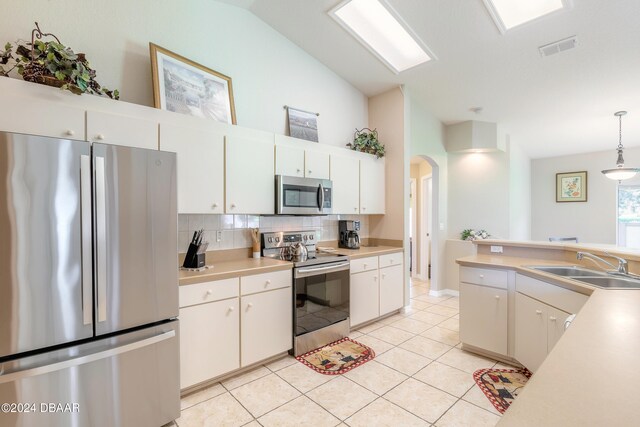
xmin=261 ymin=230 xmax=349 ymax=267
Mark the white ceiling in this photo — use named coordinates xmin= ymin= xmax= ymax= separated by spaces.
xmin=221 ymin=0 xmax=640 ymax=159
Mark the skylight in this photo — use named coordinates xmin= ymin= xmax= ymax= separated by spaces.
xmin=483 ymin=0 xmax=568 ymax=33
xmin=329 ymin=0 xmax=434 ymax=74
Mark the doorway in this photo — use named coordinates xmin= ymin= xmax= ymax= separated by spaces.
xmin=409 ymin=156 xmax=435 ymax=283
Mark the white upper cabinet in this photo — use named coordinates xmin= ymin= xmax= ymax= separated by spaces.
xmin=274 ymin=135 xmax=330 ymax=180
xmin=330 ymin=154 xmax=360 ymax=214
xmin=159 ymin=123 xmax=224 ymax=214
xmin=305 ymin=150 xmax=330 ymax=180
xmin=275 ymin=144 xmax=305 ymax=177
xmin=0 ymin=97 xmax=85 ymax=140
xmin=87 ymin=111 xmax=158 ymax=150
xmin=226 ymin=133 xmax=275 ymax=214
xmin=360 ymin=157 xmax=385 ymax=214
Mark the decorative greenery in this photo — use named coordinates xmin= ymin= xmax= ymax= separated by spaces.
xmin=346 ymin=128 xmax=385 ymax=158
xmin=0 ymin=25 xmax=118 ymax=99
xmin=461 ymin=229 xmax=490 ymax=241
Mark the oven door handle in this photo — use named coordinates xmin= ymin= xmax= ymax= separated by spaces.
xmin=295 ymin=261 xmax=350 ymax=278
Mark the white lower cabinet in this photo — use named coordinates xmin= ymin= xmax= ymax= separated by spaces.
xmin=515 ymin=292 xmax=573 ymax=372
xmin=513 ymin=273 xmax=588 ymax=372
xmin=350 ymin=251 xmax=404 ymax=327
xmin=514 ymin=293 xmax=548 ymax=372
xmin=459 ymin=267 xmax=509 ymax=357
xmin=179 ymin=270 xmax=292 ymax=390
xmin=179 ymin=298 xmax=239 ymax=389
xmin=379 ymin=264 xmax=404 ymax=316
xmin=350 ymin=269 xmax=379 ymax=326
xmin=459 ymin=282 xmax=508 ymax=355
xmin=241 ymin=287 xmax=292 ymax=366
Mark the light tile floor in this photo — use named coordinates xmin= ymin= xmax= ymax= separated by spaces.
xmin=173 ymin=279 xmax=509 ymax=427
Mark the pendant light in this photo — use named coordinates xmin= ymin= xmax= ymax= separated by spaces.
xmin=601 ymin=111 xmax=640 ymax=182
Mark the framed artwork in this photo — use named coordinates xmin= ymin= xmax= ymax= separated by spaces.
xmin=149 ymin=43 xmax=236 ymax=124
xmin=556 ymin=171 xmax=588 ymax=202
xmin=286 ymin=106 xmax=319 ymax=142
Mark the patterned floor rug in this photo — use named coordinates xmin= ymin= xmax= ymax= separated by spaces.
xmin=473 ymin=368 xmax=532 ymax=414
xmin=296 ymin=337 xmax=375 ymax=375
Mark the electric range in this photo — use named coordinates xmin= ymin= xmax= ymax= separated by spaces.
xmin=261 ymin=231 xmax=351 ymax=356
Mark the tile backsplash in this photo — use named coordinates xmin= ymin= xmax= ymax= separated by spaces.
xmin=178 ymin=214 xmax=369 ymax=253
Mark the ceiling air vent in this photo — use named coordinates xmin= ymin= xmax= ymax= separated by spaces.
xmin=539 ymin=36 xmax=577 ymax=57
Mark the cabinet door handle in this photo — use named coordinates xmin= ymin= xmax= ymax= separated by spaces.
xmin=206 ymin=290 xmax=213 ymax=296
xmin=66 ymin=130 xmax=75 ymax=136
xmin=296 ymin=168 xmax=301 ymax=173
xmin=96 ymin=134 xmax=105 ymax=141
xmin=390 ymin=259 xmax=394 ymax=264
xmin=212 ymin=203 xmax=218 ymax=208
xmin=549 ymin=316 xmax=557 ymax=321
xmin=382 ymin=273 xmax=386 ymax=279
xmin=228 ymin=306 xmax=235 ymax=312
xmin=308 ymin=170 xmax=312 ymax=174
xmin=363 ymin=264 xmax=367 ymax=269
xmin=265 ymin=280 xmax=271 ymax=287
xmin=247 ymin=303 xmax=253 ymax=309
xmin=495 ymin=295 xmax=500 ymax=300
xmin=230 ymin=203 xmax=236 ymax=209
xmin=479 ymin=274 xmax=484 ymax=279
xmin=373 ymin=276 xmax=378 ymax=282
xmin=362 ymin=207 xmax=366 ymax=211
xmin=354 ymin=207 xmax=358 ymax=211
xmin=535 ymin=310 xmax=542 ymax=315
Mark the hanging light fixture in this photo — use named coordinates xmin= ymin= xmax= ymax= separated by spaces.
xmin=602 ymin=111 xmax=640 ymax=182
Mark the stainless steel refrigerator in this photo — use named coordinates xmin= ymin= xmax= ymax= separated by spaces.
xmin=0 ymin=132 xmax=180 ymax=427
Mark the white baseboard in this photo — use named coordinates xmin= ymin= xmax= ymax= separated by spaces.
xmin=429 ymin=289 xmax=459 ymax=298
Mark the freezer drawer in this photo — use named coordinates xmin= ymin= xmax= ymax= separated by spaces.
xmin=0 ymin=321 xmax=180 ymax=427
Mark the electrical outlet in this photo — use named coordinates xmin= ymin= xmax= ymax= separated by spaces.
xmin=490 ymin=245 xmax=503 ymax=253
xmin=216 ymin=230 xmax=222 ymax=242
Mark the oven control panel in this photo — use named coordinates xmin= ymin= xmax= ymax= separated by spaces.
xmin=261 ymin=231 xmax=316 ymax=251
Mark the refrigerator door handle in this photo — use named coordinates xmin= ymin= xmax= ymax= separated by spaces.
xmin=0 ymin=330 xmax=175 ymax=384
xmin=80 ymin=155 xmax=92 ymax=325
xmin=95 ymin=155 xmax=107 ymax=323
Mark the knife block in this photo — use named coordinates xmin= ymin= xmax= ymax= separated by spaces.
xmin=183 ymin=243 xmax=206 ymax=268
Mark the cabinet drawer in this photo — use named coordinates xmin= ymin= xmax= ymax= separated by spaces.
xmin=350 ymin=256 xmax=378 ymax=273
xmin=460 ymin=266 xmax=508 ymax=289
xmin=379 ymin=252 xmax=403 ymax=268
xmin=179 ymin=278 xmax=239 ymax=308
xmin=241 ymin=269 xmax=291 ymax=296
xmin=516 ymin=274 xmax=588 ymax=314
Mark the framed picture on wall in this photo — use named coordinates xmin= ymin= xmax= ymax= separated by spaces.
xmin=556 ymin=171 xmax=588 ymax=202
xmin=286 ymin=106 xmax=319 ymax=142
xmin=149 ymin=43 xmax=236 ymax=124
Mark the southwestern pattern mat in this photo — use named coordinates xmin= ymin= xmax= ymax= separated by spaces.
xmin=296 ymin=337 xmax=375 ymax=375
xmin=473 ymin=368 xmax=532 ymax=414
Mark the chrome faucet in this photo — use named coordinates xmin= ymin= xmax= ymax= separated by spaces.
xmin=576 ymin=251 xmax=629 ymax=274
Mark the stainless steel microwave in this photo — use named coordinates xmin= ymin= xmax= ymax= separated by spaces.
xmin=276 ymin=175 xmax=333 ymax=215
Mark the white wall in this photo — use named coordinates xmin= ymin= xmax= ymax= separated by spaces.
xmin=509 ymin=141 xmax=532 ymax=240
xmin=0 ymin=0 xmax=367 ymax=146
xmin=447 ymin=151 xmax=510 ymax=240
xmin=531 ymin=146 xmax=640 ymax=244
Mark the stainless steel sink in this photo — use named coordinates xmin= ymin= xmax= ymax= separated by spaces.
xmin=573 ymin=276 xmax=640 ymax=289
xmin=528 ymin=266 xmax=608 ymax=277
xmin=527 ymin=265 xmax=640 ymax=289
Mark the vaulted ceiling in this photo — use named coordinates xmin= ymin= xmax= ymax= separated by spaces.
xmin=220 ymin=0 xmax=640 ymax=158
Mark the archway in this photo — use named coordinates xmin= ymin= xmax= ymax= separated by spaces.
xmin=407 ymin=154 xmax=440 ymax=301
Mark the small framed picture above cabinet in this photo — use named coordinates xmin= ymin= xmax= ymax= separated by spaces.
xmin=556 ymin=171 xmax=587 ymax=202
xmin=149 ymin=43 xmax=236 ymax=125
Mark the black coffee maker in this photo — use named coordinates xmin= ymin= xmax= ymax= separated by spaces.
xmin=339 ymin=220 xmax=360 ymax=249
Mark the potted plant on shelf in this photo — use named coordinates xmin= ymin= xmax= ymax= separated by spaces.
xmin=461 ymin=229 xmax=490 ymax=241
xmin=0 ymin=22 xmax=119 ymax=99
xmin=346 ymin=128 xmax=385 ymax=158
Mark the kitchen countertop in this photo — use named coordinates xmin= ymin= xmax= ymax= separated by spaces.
xmin=179 ymin=245 xmax=403 ymax=285
xmin=457 ymin=254 xmax=640 ymax=426
xmin=328 ymin=245 xmax=403 ymax=259
xmin=179 ymin=258 xmax=292 ymax=286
